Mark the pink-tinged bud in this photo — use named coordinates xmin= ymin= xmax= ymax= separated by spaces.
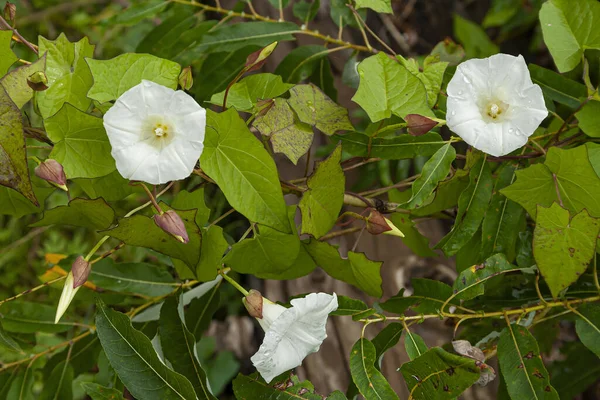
xmin=34 ymin=159 xmax=68 ymax=191
xmin=243 ymin=289 xmax=264 ymax=319
xmin=366 ymin=209 xmax=392 ymax=235
xmin=153 ymin=210 xmax=189 ymax=243
xmin=245 ymin=41 xmax=278 ymax=72
xmin=178 ymin=66 xmax=193 ymax=90
xmin=405 ymin=114 xmax=438 ymax=136
xmin=4 ymin=2 xmax=16 ymax=25
xmin=71 ymin=256 xmax=91 ymax=289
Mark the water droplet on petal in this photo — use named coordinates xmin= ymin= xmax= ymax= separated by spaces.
xmin=508 ymin=128 xmax=514 ymax=133
xmin=451 ymin=111 xmax=456 ymax=116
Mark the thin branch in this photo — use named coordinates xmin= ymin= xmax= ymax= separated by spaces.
xmin=0 ymin=15 xmax=38 ymax=54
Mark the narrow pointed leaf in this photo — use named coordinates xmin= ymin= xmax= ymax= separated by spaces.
xmin=350 ymin=338 xmax=399 ymax=400
xmin=405 ymin=143 xmax=455 ymax=209
xmin=575 ymin=303 xmax=600 ymax=357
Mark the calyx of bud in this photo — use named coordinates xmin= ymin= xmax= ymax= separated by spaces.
xmin=405 ymin=114 xmax=438 ymax=136
xmin=245 ymin=42 xmax=278 ymax=72
xmin=34 ymin=159 xmax=68 ymax=191
xmin=153 ymin=210 xmax=189 ymax=243
xmin=243 ymin=289 xmax=264 ymax=319
xmin=71 ymin=256 xmax=91 ymax=289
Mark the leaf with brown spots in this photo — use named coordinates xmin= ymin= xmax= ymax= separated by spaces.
xmin=453 ymin=253 xmax=522 ymax=301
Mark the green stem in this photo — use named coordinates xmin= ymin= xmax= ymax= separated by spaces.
xmin=220 ymin=272 xmax=249 ymax=296
xmin=84 ymin=236 xmax=110 ymax=261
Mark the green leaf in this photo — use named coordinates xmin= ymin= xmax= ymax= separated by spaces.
xmin=171 ymin=189 xmax=211 ymax=228
xmin=39 ymin=361 xmax=74 ymax=400
xmin=194 ymin=226 xmax=228 ymax=281
xmin=137 ymin=14 xmax=200 ymax=58
xmin=86 ymin=53 xmax=181 ymax=104
xmin=330 ymin=296 xmax=372 ymax=317
xmin=0 ymin=321 xmax=23 ymax=354
xmin=0 ymin=85 xmax=37 ymax=205
xmin=159 ymin=297 xmax=216 ymax=400
xmin=304 ymin=240 xmax=383 ymax=297
xmin=438 ymin=158 xmax=493 ymax=256
xmin=334 ymin=131 xmax=444 ymax=159
xmin=43 ymin=335 xmax=100 ymax=378
xmin=192 ymin=22 xmax=298 ymax=54
xmin=399 ymin=55 xmax=448 ymax=107
xmin=540 ymin=0 xmax=600 ymax=72
xmin=95 ymin=300 xmax=197 ymax=400
xmin=350 ymin=338 xmax=399 ymax=400
xmin=575 ymin=303 xmax=600 ymax=357
xmin=404 ymin=331 xmax=428 ymax=361
xmin=388 ymin=213 xmax=436 ymax=257
xmin=533 ymin=203 xmax=600 ymax=297
xmin=354 ymin=0 xmax=392 ymax=14
xmin=410 ymin=168 xmax=470 ymax=217
xmin=165 ymin=21 xmax=219 ymax=65
xmin=81 ymin=383 xmax=125 ymax=400
xmin=45 ymin=103 xmax=115 ymax=179
xmin=201 ymin=109 xmax=290 ymax=232
xmin=299 ymin=144 xmax=344 ymax=238
xmin=380 ymin=279 xmax=455 ymax=315
xmin=480 ymin=164 xmax=525 ymax=261
xmin=210 ymin=73 xmax=293 ymax=111
xmin=497 ymin=324 xmax=560 ymax=399
xmin=453 ymin=14 xmax=499 ymax=59
xmin=90 ymin=258 xmax=177 ymax=297
xmin=253 ymin=98 xmax=314 ymax=164
xmin=232 ymin=373 xmax=322 ymax=399
xmin=185 ymin=280 xmax=222 ymax=338
xmin=372 ymin=322 xmax=404 ymax=363
xmin=37 ymin=34 xmax=94 ymax=119
xmin=454 ymin=254 xmax=522 ymax=301
xmin=549 ymin=342 xmax=600 ymax=399
xmin=352 ymin=52 xmax=432 ymax=122
xmin=405 ymin=143 xmax=455 ymax=209
xmin=293 ymin=0 xmax=320 ymax=22
xmin=275 ymin=45 xmax=330 ymax=83
xmin=112 ymin=0 xmax=168 ymax=25
xmin=288 ymin=84 xmax=353 ymax=135
xmin=0 ymin=30 xmax=17 ymax=75
xmin=103 ymin=205 xmax=201 ymax=268
xmin=330 ymin=0 xmax=365 ymax=28
xmin=0 ymin=54 xmax=46 ymax=108
xmin=576 ymin=100 xmax=600 ymax=137
xmin=326 ymin=391 xmax=348 ymax=400
xmin=400 ymin=347 xmax=480 ymax=399
xmin=31 ymin=198 xmax=115 ymax=230
xmin=528 ymin=64 xmax=587 ymax=109
xmin=310 ymin=57 xmax=337 ymax=100
xmin=0 ymin=301 xmax=72 ymax=333
xmin=0 ymin=185 xmax=53 ymax=218
xmin=74 ymin=170 xmax=138 ymax=202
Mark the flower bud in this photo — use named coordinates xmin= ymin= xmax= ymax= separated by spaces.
xmin=366 ymin=209 xmax=405 ymax=237
xmin=34 ymin=159 xmax=68 ymax=191
xmin=3 ymin=2 xmax=16 ymax=25
xmin=55 ymin=271 xmax=79 ymax=324
xmin=405 ymin=114 xmax=438 ymax=136
xmin=178 ymin=66 xmax=193 ymax=90
xmin=27 ymin=71 xmax=49 ymax=91
xmin=245 ymin=41 xmax=278 ymax=72
xmin=243 ymin=289 xmax=264 ymax=319
xmin=153 ymin=210 xmax=189 ymax=243
xmin=71 ymin=256 xmax=91 ymax=289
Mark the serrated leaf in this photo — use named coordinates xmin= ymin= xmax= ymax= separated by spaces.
xmin=0 ymin=301 xmax=73 ymax=333
xmin=159 ymin=297 xmax=216 ymax=399
xmin=497 ymin=324 xmax=559 ymax=399
xmin=0 ymin=54 xmax=46 ymax=108
xmin=304 ymin=240 xmax=383 ymax=297
xmin=209 ymin=73 xmax=293 ymax=111
xmin=353 ymin=52 xmax=432 ymax=121
xmin=81 ymin=382 xmax=125 ymax=400
xmin=37 ymin=34 xmax=94 ymax=119
xmin=253 ymin=98 xmax=314 ymax=164
xmin=400 ymin=347 xmax=480 ymax=399
xmin=454 ymin=254 xmax=522 ymax=301
xmin=540 ymin=0 xmax=600 ymax=72
xmin=45 ymin=103 xmax=115 ymax=179
xmin=299 ymin=144 xmax=344 ymax=238
xmin=438 ymin=157 xmax=493 ymax=256
xmin=404 ymin=331 xmax=428 ymax=361
xmin=39 ymin=361 xmax=74 ymax=400
xmin=201 ymin=109 xmax=290 ymax=232
xmin=0 ymin=85 xmax=37 ymax=205
xmin=405 ymin=143 xmax=455 ymax=209
xmin=533 ymin=203 xmax=600 ymax=297
xmin=350 ymin=338 xmax=399 ymax=400
xmin=288 ymin=84 xmax=353 ymax=135
xmin=95 ymin=300 xmax=197 ymax=400
xmin=575 ymin=303 xmax=600 ymax=357
xmin=103 ymin=204 xmax=201 ymax=268
xmin=31 ymin=198 xmax=115 ymax=230
xmin=354 ymin=0 xmax=392 ymax=13
xmin=185 ymin=280 xmax=222 ymax=338
xmin=90 ymin=258 xmax=178 ymax=297
xmin=0 ymin=30 xmax=17 ymax=75
xmin=232 ymin=373 xmax=322 ymax=399
xmin=334 ymin=131 xmax=444 ymax=159
xmin=528 ymin=64 xmax=587 ymax=109
xmin=86 ymin=53 xmax=181 ymax=104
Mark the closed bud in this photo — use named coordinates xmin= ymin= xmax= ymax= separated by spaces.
xmin=366 ymin=209 xmax=405 ymax=237
xmin=34 ymin=159 xmax=68 ymax=191
xmin=27 ymin=71 xmax=49 ymax=91
xmin=178 ymin=66 xmax=193 ymax=90
xmin=243 ymin=289 xmax=264 ymax=319
xmin=55 ymin=271 xmax=79 ymax=324
xmin=153 ymin=210 xmax=189 ymax=243
xmin=3 ymin=2 xmax=16 ymax=25
xmin=71 ymin=256 xmax=91 ymax=289
xmin=245 ymin=41 xmax=278 ymax=72
xmin=405 ymin=114 xmax=438 ymax=136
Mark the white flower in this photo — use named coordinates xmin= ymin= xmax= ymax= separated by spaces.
xmin=103 ymin=80 xmax=206 ymax=185
xmin=249 ymin=292 xmax=338 ymax=383
xmin=446 ymin=54 xmax=547 ymax=157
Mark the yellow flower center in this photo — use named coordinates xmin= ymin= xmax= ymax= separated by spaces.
xmin=153 ymin=123 xmax=169 ymax=138
xmin=483 ymin=100 xmax=508 ymax=122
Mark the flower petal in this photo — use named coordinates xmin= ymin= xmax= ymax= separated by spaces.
xmin=251 ymin=293 xmax=338 ymax=383
xmin=140 ymin=80 xmax=177 ymax=115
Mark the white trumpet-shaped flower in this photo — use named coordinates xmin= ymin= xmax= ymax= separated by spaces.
xmin=446 ymin=54 xmax=547 ymax=157
xmin=103 ymin=80 xmax=206 ymax=185
xmin=247 ymin=292 xmax=338 ymax=383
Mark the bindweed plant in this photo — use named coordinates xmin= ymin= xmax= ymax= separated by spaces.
xmin=1 ymin=0 xmax=600 ymax=399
